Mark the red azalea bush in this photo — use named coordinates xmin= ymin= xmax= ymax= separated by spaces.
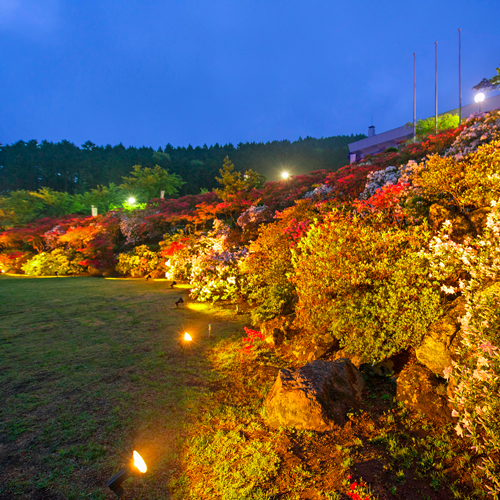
xmin=241 ymin=327 xmax=265 ymax=357
xmin=0 ymin=250 xmax=33 ymax=273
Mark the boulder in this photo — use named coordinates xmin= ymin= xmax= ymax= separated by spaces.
xmin=396 ymin=363 xmax=451 ymax=423
xmin=428 ymin=204 xmax=475 ymax=242
xmin=265 ymin=359 xmax=364 ymax=431
xmin=415 ymin=296 xmax=465 ymax=375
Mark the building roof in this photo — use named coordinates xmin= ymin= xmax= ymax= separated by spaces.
xmin=348 ymin=93 xmax=500 ymax=159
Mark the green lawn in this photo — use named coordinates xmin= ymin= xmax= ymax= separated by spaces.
xmin=0 ymin=275 xmax=246 ymax=499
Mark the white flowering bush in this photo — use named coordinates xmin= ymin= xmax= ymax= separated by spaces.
xmin=359 ymin=165 xmax=400 ymax=199
xmin=304 ymin=184 xmax=333 ymax=199
xmin=446 ymin=109 xmax=500 ymax=159
xmin=189 ymin=247 xmax=248 ymax=303
xmin=424 ymin=201 xmax=500 ymax=496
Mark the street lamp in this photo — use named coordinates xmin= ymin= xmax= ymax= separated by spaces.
xmin=475 ymin=92 xmax=485 ymax=113
xmin=281 ymin=171 xmax=290 ymax=180
xmin=127 ymin=197 xmax=136 ymax=205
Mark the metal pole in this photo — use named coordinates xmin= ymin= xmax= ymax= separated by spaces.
xmin=458 ymin=29 xmax=462 ymax=125
xmin=435 ymin=42 xmax=438 ymax=134
xmin=413 ymin=52 xmax=416 ymax=141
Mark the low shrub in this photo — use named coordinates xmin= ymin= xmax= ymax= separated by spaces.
xmin=116 ymin=245 xmax=163 ymax=277
xmin=21 ymin=249 xmax=85 ymax=276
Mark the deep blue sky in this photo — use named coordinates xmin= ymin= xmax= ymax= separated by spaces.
xmin=1 ymin=0 xmax=499 ymax=149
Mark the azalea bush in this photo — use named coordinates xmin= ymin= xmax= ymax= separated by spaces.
xmin=414 ymin=140 xmax=500 ymax=211
xmin=241 ymin=200 xmax=319 ymax=323
xmin=185 ymin=219 xmax=248 ymax=303
xmin=0 ymin=250 xmax=33 ymax=273
xmin=293 ymin=210 xmax=442 ymax=362
xmin=446 ymin=109 xmax=500 ymax=159
xmin=116 ymin=245 xmax=164 ymax=277
xmin=425 ymin=202 xmax=500 ymax=495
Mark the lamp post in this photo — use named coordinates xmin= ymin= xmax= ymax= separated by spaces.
xmin=475 ymin=92 xmax=485 ymax=113
xmin=281 ymin=171 xmax=290 ymax=180
xmin=127 ymin=197 xmax=136 ymax=205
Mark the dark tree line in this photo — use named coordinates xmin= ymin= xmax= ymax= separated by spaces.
xmin=0 ymin=134 xmax=365 ymax=196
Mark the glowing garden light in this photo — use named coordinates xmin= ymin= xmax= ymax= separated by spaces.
xmin=107 ymin=450 xmax=147 ymax=497
xmin=127 ymin=197 xmax=136 ymax=204
xmin=475 ymin=92 xmax=485 ymax=112
xmin=184 ymin=332 xmax=192 ymax=342
xmin=281 ymin=171 xmax=290 ymax=180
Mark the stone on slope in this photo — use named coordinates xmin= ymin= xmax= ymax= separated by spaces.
xmin=265 ymin=359 xmax=364 ymax=431
xmin=396 ymin=363 xmax=451 ymax=423
xmin=415 ymin=296 xmax=465 ymax=376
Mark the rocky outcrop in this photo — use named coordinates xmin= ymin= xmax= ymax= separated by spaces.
xmin=415 ymin=296 xmax=465 ymax=376
xmin=396 ymin=363 xmax=451 ymax=423
xmin=265 ymin=359 xmax=364 ymax=431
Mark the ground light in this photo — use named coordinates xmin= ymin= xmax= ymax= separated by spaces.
xmin=107 ymin=450 xmax=147 ymax=497
xmin=178 ymin=332 xmax=193 ymax=351
xmin=475 ymin=92 xmax=485 ymax=113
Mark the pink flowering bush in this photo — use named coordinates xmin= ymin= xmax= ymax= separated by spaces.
xmin=424 ymin=200 xmax=500 ymax=495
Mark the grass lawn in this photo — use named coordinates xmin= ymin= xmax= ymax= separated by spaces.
xmin=0 ymin=275 xmax=246 ymax=499
xmin=0 ymin=275 xmax=488 ymax=500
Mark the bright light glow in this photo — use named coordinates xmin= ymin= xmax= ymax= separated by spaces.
xmin=133 ymin=451 xmax=147 ymax=473
xmin=184 ymin=332 xmax=192 ymax=342
xmin=127 ymin=197 xmax=136 ymax=204
xmin=475 ymin=92 xmax=485 ymax=103
xmin=281 ymin=171 xmax=289 ymax=180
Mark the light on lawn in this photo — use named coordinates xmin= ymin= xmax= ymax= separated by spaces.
xmin=281 ymin=171 xmax=290 ymax=180
xmin=133 ymin=451 xmax=147 ymax=474
xmin=107 ymin=450 xmax=147 ymax=497
xmin=184 ymin=332 xmax=192 ymax=342
xmin=127 ymin=197 xmax=136 ymax=204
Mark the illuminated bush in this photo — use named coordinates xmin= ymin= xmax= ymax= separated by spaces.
xmin=414 ymin=140 xmax=500 ymax=211
xmin=21 ymin=249 xmax=85 ymax=276
xmin=241 ymin=200 xmax=318 ymax=323
xmin=116 ymin=245 xmax=163 ymax=277
xmin=0 ymin=250 xmax=33 ymax=273
xmin=424 ymin=201 xmax=500 ymax=494
xmin=292 ymin=210 xmax=442 ymax=362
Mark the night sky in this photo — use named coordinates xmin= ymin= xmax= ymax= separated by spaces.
xmin=1 ymin=0 xmax=499 ymax=149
